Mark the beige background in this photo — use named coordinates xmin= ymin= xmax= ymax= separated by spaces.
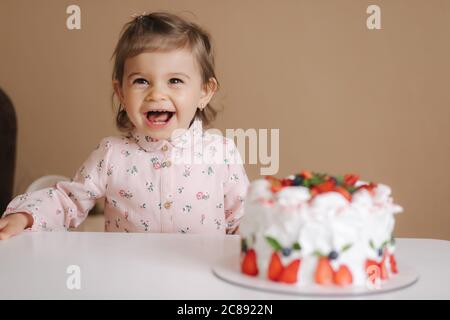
xmin=0 ymin=0 xmax=449 ymax=239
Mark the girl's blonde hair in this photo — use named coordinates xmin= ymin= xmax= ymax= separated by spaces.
xmin=111 ymin=12 xmax=219 ymax=131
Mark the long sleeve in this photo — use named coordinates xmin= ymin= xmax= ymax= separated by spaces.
xmin=3 ymin=138 xmax=113 ymax=231
xmin=223 ymin=139 xmax=250 ymax=234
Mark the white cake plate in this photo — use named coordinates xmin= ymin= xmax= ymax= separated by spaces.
xmin=212 ymin=258 xmax=419 ymax=297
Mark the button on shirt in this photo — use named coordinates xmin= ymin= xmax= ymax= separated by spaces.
xmin=3 ymin=118 xmax=250 ymax=234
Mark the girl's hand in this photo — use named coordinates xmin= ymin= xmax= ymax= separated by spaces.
xmin=0 ymin=213 xmax=34 ymax=240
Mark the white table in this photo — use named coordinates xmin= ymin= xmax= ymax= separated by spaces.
xmin=0 ymin=232 xmax=449 ymax=299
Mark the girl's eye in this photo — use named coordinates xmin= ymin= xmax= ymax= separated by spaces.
xmin=133 ymin=78 xmax=149 ymax=85
xmin=169 ymin=78 xmax=183 ymax=84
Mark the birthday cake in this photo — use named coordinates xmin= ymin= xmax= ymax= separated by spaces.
xmin=239 ymin=171 xmax=403 ymax=287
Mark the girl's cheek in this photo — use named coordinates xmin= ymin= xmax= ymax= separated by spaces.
xmin=175 ymin=89 xmax=195 ymax=101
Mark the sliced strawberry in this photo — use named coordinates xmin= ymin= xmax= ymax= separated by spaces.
xmin=344 ymin=174 xmax=359 ymax=186
xmin=334 ymin=186 xmax=352 ymax=201
xmin=390 ymin=254 xmax=398 ymax=274
xmin=365 ymin=259 xmax=381 ymax=285
xmin=241 ymin=249 xmax=258 ymax=276
xmin=365 ymin=259 xmax=380 ymax=279
xmin=365 ymin=259 xmax=378 ymax=269
xmin=267 ymin=252 xmax=284 ymax=281
xmin=279 ymin=259 xmax=301 ymax=284
xmin=315 ymin=257 xmax=334 ymax=285
xmin=333 ymin=265 xmax=353 ymax=286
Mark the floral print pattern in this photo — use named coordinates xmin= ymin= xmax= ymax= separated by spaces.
xmin=3 ymin=118 xmax=249 ymax=235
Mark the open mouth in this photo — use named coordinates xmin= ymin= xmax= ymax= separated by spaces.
xmin=145 ymin=110 xmax=175 ymax=125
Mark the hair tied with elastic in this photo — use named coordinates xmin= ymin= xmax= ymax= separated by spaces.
xmin=131 ymin=12 xmax=147 ymax=20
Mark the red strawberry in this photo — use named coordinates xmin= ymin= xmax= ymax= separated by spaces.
xmin=358 ymin=183 xmax=377 ymax=194
xmin=334 ymin=186 xmax=352 ymax=201
xmin=271 ymin=184 xmax=283 ymax=193
xmin=310 ymin=186 xmax=320 ymax=197
xmin=316 ymin=180 xmax=336 ymax=193
xmin=365 ymin=259 xmax=380 ymax=279
xmin=300 ymin=170 xmax=313 ymax=179
xmin=241 ymin=249 xmax=258 ymax=276
xmin=366 ymin=258 xmax=388 ymax=280
xmin=267 ymin=252 xmax=283 ymax=281
xmin=344 ymin=174 xmax=359 ymax=186
xmin=365 ymin=259 xmax=378 ymax=270
xmin=365 ymin=259 xmax=381 ymax=285
xmin=315 ymin=257 xmax=334 ymax=285
xmin=333 ymin=265 xmax=353 ymax=286
xmin=281 ymin=179 xmax=293 ymax=187
xmin=279 ymin=259 xmax=301 ymax=284
xmin=268 ymin=178 xmax=282 ymax=193
xmin=390 ymin=254 xmax=398 ymax=274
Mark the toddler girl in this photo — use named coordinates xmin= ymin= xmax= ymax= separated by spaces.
xmin=0 ymin=12 xmax=249 ymax=239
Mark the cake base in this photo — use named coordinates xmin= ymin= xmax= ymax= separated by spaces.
xmin=212 ymin=257 xmax=419 ymax=297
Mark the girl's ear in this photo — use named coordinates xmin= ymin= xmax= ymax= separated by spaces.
xmin=199 ymin=78 xmax=218 ymax=108
xmin=113 ymin=80 xmax=124 ymax=104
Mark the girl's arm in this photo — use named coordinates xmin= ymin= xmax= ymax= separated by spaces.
xmin=223 ymin=140 xmax=250 ymax=235
xmin=1 ymin=138 xmax=113 ymax=234
xmin=0 ymin=213 xmax=33 ymax=240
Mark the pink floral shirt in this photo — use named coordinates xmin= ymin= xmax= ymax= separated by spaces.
xmin=3 ymin=118 xmax=249 ymax=234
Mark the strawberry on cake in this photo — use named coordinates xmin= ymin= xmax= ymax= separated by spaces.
xmin=239 ymin=171 xmax=403 ymax=287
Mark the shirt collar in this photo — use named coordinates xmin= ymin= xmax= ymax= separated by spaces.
xmin=127 ymin=117 xmax=204 ymax=152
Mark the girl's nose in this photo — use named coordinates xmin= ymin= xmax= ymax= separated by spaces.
xmin=145 ymin=83 xmax=167 ymax=101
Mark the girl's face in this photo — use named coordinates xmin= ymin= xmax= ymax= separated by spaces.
xmin=113 ymin=48 xmax=216 ymax=140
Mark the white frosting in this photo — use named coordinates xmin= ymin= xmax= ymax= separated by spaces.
xmin=247 ymin=179 xmax=273 ymax=201
xmin=276 ymin=186 xmax=311 ymax=206
xmin=240 ymin=178 xmax=403 ymax=287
